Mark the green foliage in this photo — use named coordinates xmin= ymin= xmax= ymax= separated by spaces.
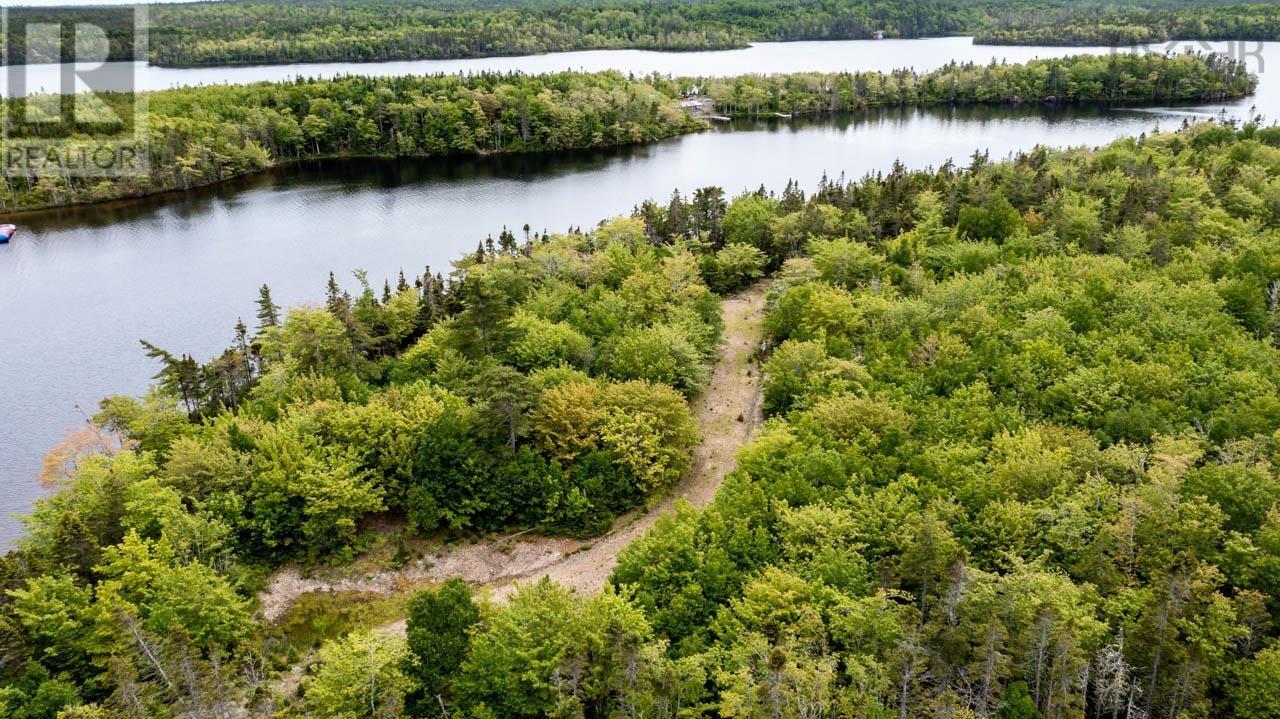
xmin=996 ymin=682 xmax=1043 ymax=719
xmin=7 ymin=576 xmax=93 ymax=678
xmin=92 ymin=532 xmax=251 ymax=650
xmin=506 ymin=310 xmax=592 ymax=371
xmin=303 ymin=631 xmax=412 ymax=719
xmin=17 ymin=88 xmax=1280 ymax=718
xmin=0 ymin=53 xmax=1253 ymax=213
xmin=810 ymin=236 xmax=885 ymax=288
xmin=1182 ymin=463 xmax=1280 ymax=533
xmin=599 ymin=324 xmax=708 ymax=394
xmin=455 ymin=580 xmax=701 ymax=719
xmin=760 ymin=339 xmax=870 ymax=414
xmin=0 ymin=662 xmax=81 ymax=719
xmin=6 ymin=0 xmax=986 ymax=67
xmin=721 ymin=193 xmax=780 ymax=251
xmin=0 ymin=71 xmax=701 ymax=212
xmin=94 ymin=392 xmax=191 ymax=457
xmin=958 ymin=191 xmax=1024 ymax=241
xmin=1231 ymin=643 xmax=1280 ymax=719
xmin=699 ymin=52 xmax=1254 ymax=117
xmin=1 ymin=214 xmax=718 ymax=711
xmin=702 ymin=243 xmax=768 ymax=294
xmin=976 ymin=2 xmax=1280 ymax=45
xmin=404 ymin=580 xmax=480 ymax=717
xmin=22 ymin=0 xmax=1280 ymax=69
xmin=609 ymin=122 xmax=1280 ymax=718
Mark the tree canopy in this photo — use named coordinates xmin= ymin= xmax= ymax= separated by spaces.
xmin=13 ymin=1 xmax=1280 ymax=66
xmin=8 ymin=113 xmax=1280 ymax=717
xmin=0 ymin=52 xmax=1252 ymax=213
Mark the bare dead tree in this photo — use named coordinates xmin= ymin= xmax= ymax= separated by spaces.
xmin=943 ymin=560 xmax=970 ymax=627
xmin=123 ymin=613 xmax=175 ymax=693
xmin=974 ymin=621 xmax=1009 ymax=716
xmin=1030 ymin=610 xmax=1055 ymax=709
xmin=107 ymin=655 xmax=155 ymax=719
xmin=1093 ymin=632 xmax=1134 ymax=719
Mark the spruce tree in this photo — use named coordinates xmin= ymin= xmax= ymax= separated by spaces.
xmin=255 ymin=284 xmax=280 ymax=333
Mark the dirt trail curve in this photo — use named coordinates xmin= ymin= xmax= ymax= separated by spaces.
xmin=256 ymin=280 xmax=769 ymax=629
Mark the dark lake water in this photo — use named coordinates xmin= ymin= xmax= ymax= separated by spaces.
xmin=0 ymin=37 xmax=1276 ymax=546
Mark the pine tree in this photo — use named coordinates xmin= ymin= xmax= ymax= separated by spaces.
xmin=498 ymin=226 xmax=517 ymax=254
xmin=140 ymin=340 xmax=205 ymax=416
xmin=254 ymin=284 xmax=280 ymax=334
xmin=665 ymin=189 xmax=689 ymax=239
xmin=417 ymin=269 xmax=439 ymax=332
xmin=780 ymin=179 xmax=805 ymax=213
xmin=232 ymin=316 xmax=256 ymax=388
xmin=325 ymin=271 xmax=344 ymax=315
xmin=233 ymin=318 xmax=249 ymax=357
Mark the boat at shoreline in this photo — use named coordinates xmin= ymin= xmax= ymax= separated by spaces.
xmin=0 ymin=225 xmax=14 ymax=244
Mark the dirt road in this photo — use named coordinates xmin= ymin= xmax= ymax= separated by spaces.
xmin=256 ymin=280 xmax=769 ymax=628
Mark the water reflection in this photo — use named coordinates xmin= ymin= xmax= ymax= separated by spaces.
xmin=12 ymin=101 xmax=1194 ymax=232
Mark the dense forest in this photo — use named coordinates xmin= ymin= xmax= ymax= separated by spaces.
xmin=612 ymin=119 xmax=1280 ymax=718
xmin=0 ymin=52 xmax=1253 ymax=213
xmin=976 ymin=2 xmax=1280 ymax=45
xmin=8 ymin=118 xmax=1280 ymax=717
xmin=7 ymin=1 xmax=1280 ymax=67
xmin=0 ymin=5 xmax=138 ymax=65
xmin=6 ymin=0 xmax=985 ymax=67
xmin=0 ymin=208 xmax=735 ymax=717
xmin=143 ymin=0 xmax=985 ymax=67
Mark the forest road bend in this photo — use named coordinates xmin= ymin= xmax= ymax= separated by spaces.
xmin=255 ymin=279 xmax=770 ymax=633
xmin=478 ymin=277 xmax=770 ymax=603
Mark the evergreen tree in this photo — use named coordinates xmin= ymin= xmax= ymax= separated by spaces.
xmin=255 ymin=284 xmax=280 ymax=333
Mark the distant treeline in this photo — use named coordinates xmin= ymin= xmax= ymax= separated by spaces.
xmin=3 ymin=0 xmax=981 ymax=66
xmin=976 ymin=2 xmax=1280 ymax=45
xmin=0 ymin=53 xmax=1255 ymax=213
xmin=7 ymin=1 xmax=1280 ymax=68
xmin=1 ymin=6 xmax=138 ymax=65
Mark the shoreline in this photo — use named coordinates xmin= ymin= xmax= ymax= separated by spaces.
xmin=2 ymin=90 xmax=1255 ymax=218
xmin=17 ymin=32 xmax=1278 ymax=70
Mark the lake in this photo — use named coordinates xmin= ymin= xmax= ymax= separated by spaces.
xmin=5 ymin=36 xmax=1266 ymax=96
xmin=0 ymin=37 xmax=1276 ymax=546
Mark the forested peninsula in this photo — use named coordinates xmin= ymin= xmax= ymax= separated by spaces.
xmin=9 ymin=1 xmax=1280 ymax=68
xmin=1 ymin=52 xmax=1254 ymax=213
xmin=7 ymin=117 xmax=1280 ymax=718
